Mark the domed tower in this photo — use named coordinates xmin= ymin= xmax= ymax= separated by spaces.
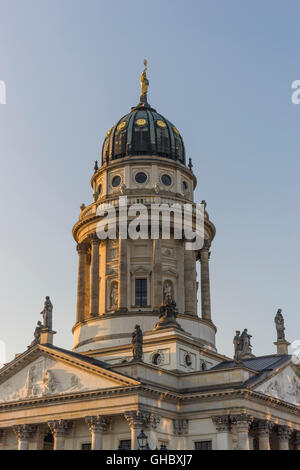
xmin=72 ymin=63 xmax=219 ymax=370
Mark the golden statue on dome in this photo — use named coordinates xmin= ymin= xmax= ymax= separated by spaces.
xmin=140 ymin=59 xmax=149 ymax=98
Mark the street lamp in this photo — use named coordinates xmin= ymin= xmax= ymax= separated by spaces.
xmin=137 ymin=430 xmax=149 ymax=450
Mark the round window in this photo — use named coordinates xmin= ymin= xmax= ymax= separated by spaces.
xmin=182 ymin=181 xmax=188 ymax=191
xmin=161 ymin=174 xmax=172 ymax=186
xmin=135 ymin=172 xmax=147 ymax=184
xmin=112 ymin=175 xmax=121 ymax=187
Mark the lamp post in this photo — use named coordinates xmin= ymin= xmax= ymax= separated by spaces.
xmin=137 ymin=430 xmax=149 ymax=450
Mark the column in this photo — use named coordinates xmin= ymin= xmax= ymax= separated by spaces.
xmin=89 ymin=234 xmax=100 ymax=317
xmin=148 ymin=414 xmax=160 ymax=450
xmin=153 ymin=240 xmax=163 ymax=311
xmin=184 ymin=249 xmax=196 ymax=315
xmin=212 ymin=416 xmax=232 ymax=450
xmin=294 ymin=431 xmax=300 ymax=450
xmin=48 ymin=420 xmax=72 ymax=450
xmin=0 ymin=429 xmax=4 ymax=449
xmin=13 ymin=424 xmax=36 ymax=450
xmin=176 ymin=241 xmax=185 ymax=314
xmin=118 ymin=237 xmax=128 ymax=312
xmin=76 ymin=243 xmax=89 ymax=323
xmin=124 ymin=411 xmax=148 ymax=450
xmin=85 ymin=416 xmax=111 ymax=450
xmin=257 ymin=420 xmax=272 ymax=450
xmin=199 ymin=240 xmax=211 ymax=321
xmin=173 ymin=419 xmax=189 ymax=450
xmin=277 ymin=425 xmax=292 ymax=450
xmin=231 ymin=414 xmax=253 ymax=450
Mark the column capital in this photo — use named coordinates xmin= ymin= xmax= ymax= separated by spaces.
xmin=124 ymin=411 xmax=150 ymax=429
xmin=173 ymin=419 xmax=189 ymax=436
xmin=256 ymin=420 xmax=273 ymax=437
xmin=294 ymin=430 xmax=300 ymax=447
xmin=149 ymin=413 xmax=161 ymax=430
xmin=277 ymin=425 xmax=293 ymax=442
xmin=212 ymin=415 xmax=231 ymax=432
xmin=231 ymin=414 xmax=254 ymax=431
xmin=85 ymin=416 xmax=112 ymax=433
xmin=13 ymin=424 xmax=37 ymax=440
xmin=200 ymin=239 xmax=211 ymax=255
xmin=76 ymin=242 xmax=89 ymax=254
xmin=48 ymin=420 xmax=73 ymax=438
xmin=88 ymin=233 xmax=101 ymax=245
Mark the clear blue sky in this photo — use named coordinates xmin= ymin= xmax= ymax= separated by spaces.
xmin=0 ymin=0 xmax=299 ymax=364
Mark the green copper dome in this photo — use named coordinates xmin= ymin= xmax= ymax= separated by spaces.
xmin=101 ymin=62 xmax=185 ymax=165
xmin=101 ymin=101 xmax=186 ymax=165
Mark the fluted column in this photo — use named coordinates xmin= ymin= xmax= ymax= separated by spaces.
xmin=184 ymin=249 xmax=196 ymax=315
xmin=118 ymin=237 xmax=128 ymax=311
xmin=231 ymin=414 xmax=253 ymax=450
xmin=85 ymin=416 xmax=111 ymax=450
xmin=257 ymin=420 xmax=272 ymax=450
xmin=153 ymin=239 xmax=163 ymax=310
xmin=124 ymin=411 xmax=148 ymax=450
xmin=200 ymin=240 xmax=211 ymax=321
xmin=76 ymin=243 xmax=89 ymax=323
xmin=278 ymin=425 xmax=292 ymax=450
xmin=48 ymin=420 xmax=72 ymax=450
xmin=212 ymin=416 xmax=232 ymax=450
xmin=89 ymin=234 xmax=100 ymax=317
xmin=13 ymin=424 xmax=36 ymax=450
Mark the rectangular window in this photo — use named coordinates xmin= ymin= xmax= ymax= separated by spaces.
xmin=118 ymin=440 xmax=131 ymax=450
xmin=194 ymin=441 xmax=212 ymax=450
xmin=135 ymin=278 xmax=147 ymax=307
xmin=81 ymin=443 xmax=91 ymax=450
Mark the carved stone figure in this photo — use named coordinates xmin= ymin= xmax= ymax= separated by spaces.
xmin=30 ymin=321 xmax=42 ymax=347
xmin=41 ymin=369 xmax=57 ymax=394
xmin=155 ymin=297 xmax=183 ymax=331
xmin=241 ymin=329 xmax=252 ymax=356
xmin=234 ymin=329 xmax=253 ymax=362
xmin=275 ymin=309 xmax=286 ymax=341
xmin=24 ymin=366 xmax=36 ymax=398
xmin=110 ymin=283 xmax=118 ymax=308
xmin=41 ymin=296 xmax=53 ymax=331
xmin=132 ymin=324 xmax=143 ymax=361
xmin=163 ymin=281 xmax=173 ymax=304
xmin=233 ymin=331 xmax=243 ymax=363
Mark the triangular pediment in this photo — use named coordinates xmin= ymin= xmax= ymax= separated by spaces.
xmin=254 ymin=363 xmax=300 ymax=406
xmin=0 ymin=345 xmax=139 ymax=404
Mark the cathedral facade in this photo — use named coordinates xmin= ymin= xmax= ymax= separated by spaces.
xmin=0 ymin=66 xmax=299 ymax=451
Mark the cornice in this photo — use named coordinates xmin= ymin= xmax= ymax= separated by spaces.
xmin=0 ymin=384 xmax=298 ymax=417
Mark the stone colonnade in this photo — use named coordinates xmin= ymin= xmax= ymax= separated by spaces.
xmin=76 ymin=233 xmax=213 ymax=322
xmin=6 ymin=413 xmax=300 ymax=450
xmin=213 ymin=414 xmax=299 ymax=450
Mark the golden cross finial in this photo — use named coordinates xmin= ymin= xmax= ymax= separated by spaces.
xmin=140 ymin=59 xmax=149 ymax=98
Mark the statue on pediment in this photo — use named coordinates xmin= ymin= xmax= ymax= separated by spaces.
xmin=275 ymin=309 xmax=286 ymax=341
xmin=234 ymin=329 xmax=253 ymax=363
xmin=41 ymin=296 xmax=53 ymax=330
